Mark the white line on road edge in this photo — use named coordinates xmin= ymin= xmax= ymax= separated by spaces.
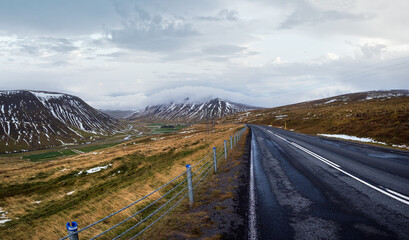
xmin=385 ymin=188 xmax=409 ymax=201
xmin=267 ymin=130 xmax=409 ymax=206
xmin=248 ymin=133 xmax=258 ymax=240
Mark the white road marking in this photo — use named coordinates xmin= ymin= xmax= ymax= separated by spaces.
xmin=385 ymin=188 xmax=409 ymax=201
xmin=248 ymin=133 xmax=258 ymax=240
xmin=290 ymin=142 xmax=340 ymax=168
xmin=267 ymin=130 xmax=409 ymax=206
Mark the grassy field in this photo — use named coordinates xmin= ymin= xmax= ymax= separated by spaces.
xmin=20 ymin=142 xmax=125 ymax=162
xmin=22 ymin=149 xmax=77 ymax=162
xmin=222 ymin=95 xmax=409 ymax=148
xmin=0 ymin=124 xmax=243 ymax=239
xmin=146 ymin=124 xmax=187 ymax=134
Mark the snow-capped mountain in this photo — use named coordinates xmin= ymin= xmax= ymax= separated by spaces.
xmin=0 ymin=90 xmax=123 ymax=153
xmin=310 ymin=90 xmax=409 ymax=105
xmin=129 ymin=98 xmax=258 ymax=122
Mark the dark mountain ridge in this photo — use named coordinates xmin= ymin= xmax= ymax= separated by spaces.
xmin=0 ymin=90 xmax=123 ymax=153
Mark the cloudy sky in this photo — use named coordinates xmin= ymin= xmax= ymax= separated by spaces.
xmin=1 ymin=0 xmax=408 ymax=110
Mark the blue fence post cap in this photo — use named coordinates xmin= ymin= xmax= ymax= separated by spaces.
xmin=66 ymin=221 xmax=78 ymax=231
xmin=213 ymin=147 xmax=216 ymax=149
xmin=186 ymin=164 xmax=191 ymax=168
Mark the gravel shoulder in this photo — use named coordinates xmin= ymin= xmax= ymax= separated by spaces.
xmin=165 ymin=130 xmax=251 ymax=240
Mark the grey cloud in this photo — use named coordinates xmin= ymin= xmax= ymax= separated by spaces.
xmin=108 ymin=91 xmax=136 ymax=97
xmin=159 ymin=43 xmax=252 ymax=62
xmin=151 ymin=53 xmax=409 ymax=108
xmin=18 ymin=37 xmax=78 ymax=56
xmin=218 ymin=9 xmax=239 ymax=21
xmin=48 ymin=38 xmax=78 ymax=53
xmin=279 ymin=1 xmax=373 ymax=29
xmin=201 ymin=44 xmax=246 ymax=55
xmin=197 ymin=9 xmax=239 ymax=22
xmin=360 ymin=43 xmax=387 ymax=58
xmin=97 ymin=51 xmax=127 ymax=58
xmin=203 ymin=56 xmax=230 ymax=62
xmin=109 ymin=4 xmax=198 ymax=52
xmin=0 ymin=0 xmax=118 ymax=34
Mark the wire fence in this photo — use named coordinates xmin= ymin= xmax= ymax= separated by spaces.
xmin=61 ymin=126 xmax=247 ymax=240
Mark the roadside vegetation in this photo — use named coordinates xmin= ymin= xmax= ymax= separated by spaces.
xmin=0 ymin=123 xmax=243 ymax=239
xmin=139 ymin=128 xmax=250 ymax=239
xmin=1 ymin=122 xmax=185 ymax=162
xmin=146 ymin=123 xmax=188 ymax=134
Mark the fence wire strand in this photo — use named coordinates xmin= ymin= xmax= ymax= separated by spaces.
xmin=60 ymin=127 xmax=247 ymax=240
xmin=91 ymin=177 xmax=189 ymax=239
xmin=60 ymin=169 xmax=187 ymax=240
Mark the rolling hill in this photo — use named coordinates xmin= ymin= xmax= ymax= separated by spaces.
xmin=222 ymin=90 xmax=409 ymax=147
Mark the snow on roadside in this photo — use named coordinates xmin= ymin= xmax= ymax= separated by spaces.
xmin=66 ymin=191 xmax=75 ymax=195
xmin=317 ymin=133 xmax=409 ymax=149
xmin=319 ymin=134 xmax=409 ymax=149
xmin=318 ymin=134 xmax=381 ymax=144
xmin=77 ymin=164 xmax=112 ymax=175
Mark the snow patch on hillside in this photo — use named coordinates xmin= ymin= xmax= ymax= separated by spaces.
xmin=78 ymin=164 xmax=112 ymax=175
xmin=324 ymin=99 xmax=337 ymax=104
xmin=30 ymin=91 xmax=65 ymax=101
xmin=0 ymin=207 xmax=11 ymax=225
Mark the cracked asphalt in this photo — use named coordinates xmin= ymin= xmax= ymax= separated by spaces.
xmin=249 ymin=125 xmax=409 ymax=240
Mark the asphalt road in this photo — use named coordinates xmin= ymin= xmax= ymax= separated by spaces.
xmin=248 ymin=125 xmax=409 ymax=240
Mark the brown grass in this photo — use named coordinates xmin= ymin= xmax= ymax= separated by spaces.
xmin=0 ymin=123 xmax=244 ymax=240
xmin=137 ymin=128 xmax=249 ymax=239
xmin=223 ymin=96 xmax=409 ymax=147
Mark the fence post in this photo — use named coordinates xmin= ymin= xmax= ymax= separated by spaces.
xmin=66 ymin=222 xmax=79 ymax=240
xmin=230 ymin=136 xmax=233 ymax=150
xmin=186 ymin=165 xmax=194 ymax=207
xmin=213 ymin=147 xmax=217 ymax=173
xmin=224 ymin=140 xmax=227 ymax=160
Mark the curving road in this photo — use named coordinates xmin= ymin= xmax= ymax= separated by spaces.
xmin=248 ymin=125 xmax=409 ymax=240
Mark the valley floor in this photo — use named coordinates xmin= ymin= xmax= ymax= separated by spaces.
xmin=0 ymin=123 xmax=244 ymax=239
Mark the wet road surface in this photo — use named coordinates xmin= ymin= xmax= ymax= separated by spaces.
xmin=248 ymin=125 xmax=409 ymax=240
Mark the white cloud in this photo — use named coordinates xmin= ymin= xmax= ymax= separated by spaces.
xmin=0 ymin=0 xmax=408 ymax=110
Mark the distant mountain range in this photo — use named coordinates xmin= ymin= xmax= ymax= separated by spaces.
xmin=0 ymin=90 xmax=123 ymax=153
xmin=5 ymin=88 xmax=405 ymax=153
xmin=129 ymin=98 xmax=259 ymax=123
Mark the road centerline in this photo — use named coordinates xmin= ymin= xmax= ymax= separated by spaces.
xmin=267 ymin=129 xmax=409 ymax=206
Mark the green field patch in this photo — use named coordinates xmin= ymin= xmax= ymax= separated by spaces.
xmin=150 ymin=125 xmax=186 ymax=134
xmin=76 ymin=142 xmax=123 ymax=153
xmin=147 ymin=123 xmax=163 ymax=127
xmin=22 ymin=142 xmax=125 ymax=162
xmin=23 ymin=150 xmax=77 ymax=162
